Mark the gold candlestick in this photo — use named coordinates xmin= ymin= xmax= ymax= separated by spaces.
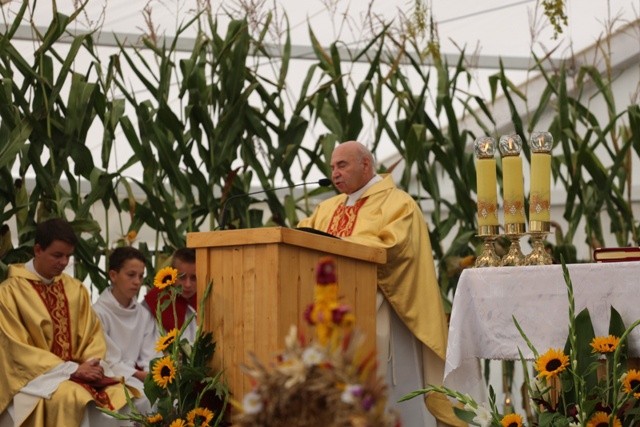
xmin=475 ymin=225 xmax=501 ymax=268
xmin=502 ymin=223 xmax=526 ymax=266
xmin=525 ymin=220 xmax=552 ymax=265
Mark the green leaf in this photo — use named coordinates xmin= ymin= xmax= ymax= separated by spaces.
xmin=565 ymin=307 xmax=598 ymax=391
xmin=0 ymin=119 xmax=32 ymax=170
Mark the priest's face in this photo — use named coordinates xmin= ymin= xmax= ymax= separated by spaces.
xmin=330 ymin=143 xmax=371 ymax=194
xmin=33 ymin=239 xmax=75 ymax=280
xmin=174 ymin=258 xmax=197 ymax=299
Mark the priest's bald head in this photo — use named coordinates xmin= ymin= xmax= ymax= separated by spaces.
xmin=330 ymin=141 xmax=376 ymax=194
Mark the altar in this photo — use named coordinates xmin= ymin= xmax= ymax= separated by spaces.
xmin=444 ymin=261 xmax=640 ymax=401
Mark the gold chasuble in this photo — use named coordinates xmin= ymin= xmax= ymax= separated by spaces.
xmin=0 ymin=264 xmax=128 ymax=427
xmin=299 ymin=174 xmax=464 ymax=427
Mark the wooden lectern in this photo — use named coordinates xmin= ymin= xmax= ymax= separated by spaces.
xmin=186 ymin=227 xmax=386 ymax=398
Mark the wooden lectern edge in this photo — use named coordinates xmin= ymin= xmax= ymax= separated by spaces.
xmin=186 ymin=227 xmax=386 ymax=264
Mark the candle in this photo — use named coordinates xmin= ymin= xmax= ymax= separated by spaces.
xmin=474 ymin=137 xmax=499 ymax=229
xmin=528 ymin=132 xmax=553 ymax=223
xmin=499 ymin=135 xmax=525 ymax=225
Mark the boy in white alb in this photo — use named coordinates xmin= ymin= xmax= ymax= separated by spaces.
xmin=93 ymin=246 xmax=160 ymax=413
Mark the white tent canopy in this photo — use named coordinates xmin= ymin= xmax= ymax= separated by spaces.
xmin=3 ymin=0 xmax=638 ymax=168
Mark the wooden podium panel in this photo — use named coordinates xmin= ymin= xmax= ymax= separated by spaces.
xmin=186 ymin=227 xmax=386 ymax=398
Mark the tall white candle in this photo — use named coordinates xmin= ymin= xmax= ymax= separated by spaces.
xmin=499 ymin=134 xmax=525 ymax=226
xmin=528 ymin=132 xmax=553 ymax=223
xmin=474 ymin=137 xmax=499 ymax=229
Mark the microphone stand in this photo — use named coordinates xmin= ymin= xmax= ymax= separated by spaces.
xmin=218 ymin=179 xmax=332 ymax=230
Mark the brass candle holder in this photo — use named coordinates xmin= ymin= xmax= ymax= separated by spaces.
xmin=525 ymin=220 xmax=552 ymax=265
xmin=502 ymin=223 xmax=526 ymax=266
xmin=475 ymin=225 xmax=501 ymax=268
xmin=499 ymin=134 xmax=526 ymax=267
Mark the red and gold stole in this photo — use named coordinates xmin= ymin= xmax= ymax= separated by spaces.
xmin=30 ymin=279 xmax=114 ymax=409
xmin=326 ymin=198 xmax=368 ymax=237
xmin=144 ymin=286 xmax=197 ymax=332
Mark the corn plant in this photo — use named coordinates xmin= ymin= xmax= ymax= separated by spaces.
xmin=0 ymin=0 xmax=638 ymax=301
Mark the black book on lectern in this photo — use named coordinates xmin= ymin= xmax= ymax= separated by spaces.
xmin=295 ymin=227 xmax=339 ymax=239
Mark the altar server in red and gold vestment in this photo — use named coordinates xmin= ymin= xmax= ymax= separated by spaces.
xmin=0 ymin=218 xmax=129 ymax=427
xmin=144 ymin=247 xmax=197 ymax=341
xmin=298 ymin=141 xmax=465 ymax=427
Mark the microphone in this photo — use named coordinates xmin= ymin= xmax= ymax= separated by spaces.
xmin=218 ymin=178 xmax=332 ymax=230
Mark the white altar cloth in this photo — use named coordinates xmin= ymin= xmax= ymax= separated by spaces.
xmin=444 ymin=261 xmax=640 ymax=402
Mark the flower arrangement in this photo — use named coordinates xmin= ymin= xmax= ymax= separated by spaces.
xmin=232 ymin=257 xmax=401 ymax=427
xmin=104 ymin=266 xmax=228 ymax=427
xmin=401 ymin=262 xmax=640 ymax=427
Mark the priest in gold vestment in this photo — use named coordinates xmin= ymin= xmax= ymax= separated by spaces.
xmin=298 ymin=141 xmax=465 ymax=427
xmin=0 ymin=219 xmax=128 ymax=427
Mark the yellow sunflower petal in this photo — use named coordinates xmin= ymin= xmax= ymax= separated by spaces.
xmin=590 ymin=335 xmax=620 ymax=354
xmin=146 ymin=413 xmax=163 ymax=424
xmin=154 ymin=266 xmax=178 ymax=289
xmin=156 ymin=328 xmax=179 ymax=352
xmin=535 ymin=348 xmax=570 ymax=380
xmin=168 ymin=419 xmax=187 ymax=427
xmin=586 ymin=411 xmax=621 ymax=427
xmin=152 ymin=356 xmax=176 ymax=388
xmin=622 ymin=369 xmax=640 ymax=398
xmin=500 ymin=413 xmax=523 ymax=427
xmin=187 ymin=407 xmax=215 ymax=426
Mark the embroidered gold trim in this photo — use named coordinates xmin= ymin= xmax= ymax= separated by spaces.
xmin=30 ymin=280 xmax=73 ymax=361
xmin=327 ymin=198 xmax=367 ymax=237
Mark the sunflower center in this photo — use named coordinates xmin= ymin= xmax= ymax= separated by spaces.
xmin=631 ymin=379 xmax=640 ymax=389
xmin=161 ymin=274 xmax=172 ymax=284
xmin=545 ymin=359 xmax=562 ymax=371
xmin=595 ymin=423 xmax=608 ymax=427
xmin=160 ymin=366 xmax=171 ymax=377
xmin=507 ymin=423 xmax=518 ymax=427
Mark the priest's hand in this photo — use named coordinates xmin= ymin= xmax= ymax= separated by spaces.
xmin=72 ymin=358 xmax=104 ymax=382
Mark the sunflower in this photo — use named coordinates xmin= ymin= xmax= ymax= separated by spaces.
xmin=146 ymin=413 xmax=163 ymax=424
xmin=535 ymin=348 xmax=570 ymax=379
xmin=154 ymin=266 xmax=178 ymax=289
xmin=500 ymin=413 xmax=523 ymax=427
xmin=169 ymin=419 xmax=187 ymax=427
xmin=590 ymin=335 xmax=621 ymax=353
xmin=156 ymin=328 xmax=179 ymax=352
xmin=186 ymin=407 xmax=215 ymax=426
xmin=622 ymin=369 xmax=640 ymax=398
xmin=586 ymin=411 xmax=622 ymax=427
xmin=152 ymin=356 xmax=176 ymax=388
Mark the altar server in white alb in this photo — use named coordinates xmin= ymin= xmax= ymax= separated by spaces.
xmin=93 ymin=246 xmax=161 ymax=412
